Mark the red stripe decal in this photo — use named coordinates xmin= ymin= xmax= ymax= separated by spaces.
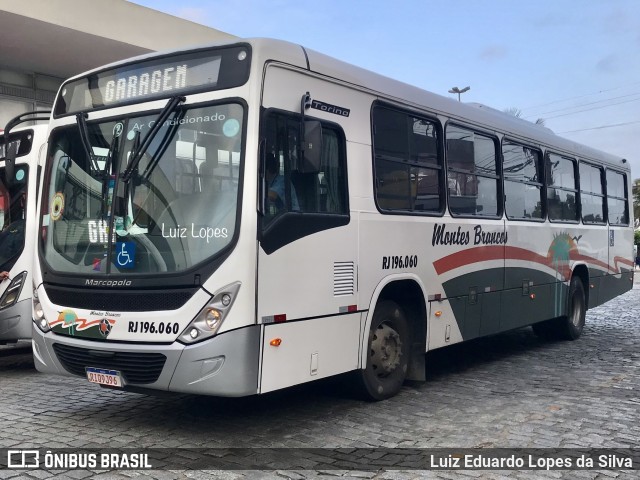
xmin=434 ymin=247 xmax=632 ymax=277
xmin=433 ymin=246 xmax=505 ymax=275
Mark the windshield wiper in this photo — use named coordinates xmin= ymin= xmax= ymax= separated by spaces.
xmin=100 ymin=133 xmax=120 ymax=218
xmin=103 ymin=128 xmax=122 ymax=179
xmin=139 ymin=109 xmax=185 ymax=182
xmin=121 ymin=95 xmax=186 ymax=183
xmin=76 ymin=113 xmax=101 ymax=173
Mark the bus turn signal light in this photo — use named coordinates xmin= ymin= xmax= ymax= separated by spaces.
xmin=435 ymin=311 xmax=442 ymax=317
xmin=270 ymin=338 xmax=282 ymax=347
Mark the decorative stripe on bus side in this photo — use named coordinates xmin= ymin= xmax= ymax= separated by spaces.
xmin=434 ymin=246 xmax=633 ymax=278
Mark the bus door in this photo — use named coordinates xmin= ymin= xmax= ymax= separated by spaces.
xmin=257 ymin=66 xmax=364 ymax=392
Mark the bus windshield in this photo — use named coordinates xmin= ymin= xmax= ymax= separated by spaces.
xmin=0 ymin=164 xmax=28 ymax=270
xmin=41 ymin=102 xmax=243 ymax=276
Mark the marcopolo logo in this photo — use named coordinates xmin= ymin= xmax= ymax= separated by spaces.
xmin=85 ymin=279 xmax=132 ymax=287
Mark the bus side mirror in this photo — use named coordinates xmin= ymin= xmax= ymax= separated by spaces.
xmin=4 ymin=142 xmax=18 ymax=187
xmin=299 ymin=120 xmax=322 ymax=173
xmin=297 ymin=92 xmax=322 ymax=174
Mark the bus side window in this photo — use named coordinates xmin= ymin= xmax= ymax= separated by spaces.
xmin=372 ymin=105 xmax=443 ymax=213
xmin=546 ymin=153 xmax=578 ymax=222
xmin=503 ymin=141 xmax=543 ymax=220
xmin=579 ymin=162 xmax=605 ymax=224
xmin=446 ymin=125 xmax=500 ymax=216
xmin=606 ymin=169 xmax=629 ymax=225
xmin=262 ymin=111 xmax=347 ymax=221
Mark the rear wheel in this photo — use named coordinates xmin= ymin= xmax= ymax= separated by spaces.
xmin=559 ymin=275 xmax=586 ymax=340
xmin=355 ymin=300 xmax=409 ymax=401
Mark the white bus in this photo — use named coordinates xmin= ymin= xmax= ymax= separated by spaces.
xmin=0 ymin=113 xmax=49 ymax=344
xmin=32 ymin=39 xmax=634 ymax=399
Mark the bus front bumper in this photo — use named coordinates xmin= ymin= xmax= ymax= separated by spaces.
xmin=32 ymin=324 xmax=261 ymax=397
xmin=0 ymin=299 xmax=32 ymax=341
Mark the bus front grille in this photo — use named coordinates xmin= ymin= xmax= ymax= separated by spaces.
xmin=43 ymin=285 xmax=196 ymax=312
xmin=52 ymin=343 xmax=166 ymax=384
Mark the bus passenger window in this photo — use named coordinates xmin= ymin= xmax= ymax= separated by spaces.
xmin=372 ymin=105 xmax=443 ymax=214
xmin=503 ymin=141 xmax=543 ymax=220
xmin=606 ymin=170 xmax=629 ymax=225
xmin=579 ymin=162 xmax=605 ymax=224
xmin=446 ymin=125 xmax=499 ymax=216
xmin=546 ymin=153 xmax=579 ymax=222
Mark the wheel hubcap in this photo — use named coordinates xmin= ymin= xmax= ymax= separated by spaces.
xmin=370 ymin=322 xmax=402 ymax=377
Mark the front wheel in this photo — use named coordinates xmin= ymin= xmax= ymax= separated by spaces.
xmin=355 ymin=300 xmax=409 ymax=401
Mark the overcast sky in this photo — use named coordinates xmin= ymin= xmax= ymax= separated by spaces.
xmin=130 ymin=0 xmax=640 ymax=178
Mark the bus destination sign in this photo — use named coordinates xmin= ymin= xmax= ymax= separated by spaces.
xmin=54 ymin=45 xmax=251 ymax=116
xmin=103 ymin=63 xmax=189 ymax=104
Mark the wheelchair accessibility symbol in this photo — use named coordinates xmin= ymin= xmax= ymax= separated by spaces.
xmin=115 ymin=242 xmax=136 ymax=269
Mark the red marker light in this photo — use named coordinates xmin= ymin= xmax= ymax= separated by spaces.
xmin=274 ymin=314 xmax=287 ymax=323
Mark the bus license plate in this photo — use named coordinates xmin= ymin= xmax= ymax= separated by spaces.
xmin=86 ymin=367 xmax=123 ymax=388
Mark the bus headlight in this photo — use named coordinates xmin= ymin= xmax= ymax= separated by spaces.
xmin=32 ymin=286 xmax=50 ymax=333
xmin=204 ymin=308 xmax=223 ymax=330
xmin=0 ymin=271 xmax=26 ymax=310
xmin=179 ymin=282 xmax=241 ymax=344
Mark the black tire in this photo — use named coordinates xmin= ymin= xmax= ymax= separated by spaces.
xmin=558 ymin=275 xmax=586 ymax=340
xmin=355 ymin=300 xmax=409 ymax=401
xmin=532 ymin=276 xmax=586 ymax=340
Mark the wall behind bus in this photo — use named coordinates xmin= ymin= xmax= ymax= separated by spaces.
xmin=0 ymin=0 xmax=236 ymax=128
